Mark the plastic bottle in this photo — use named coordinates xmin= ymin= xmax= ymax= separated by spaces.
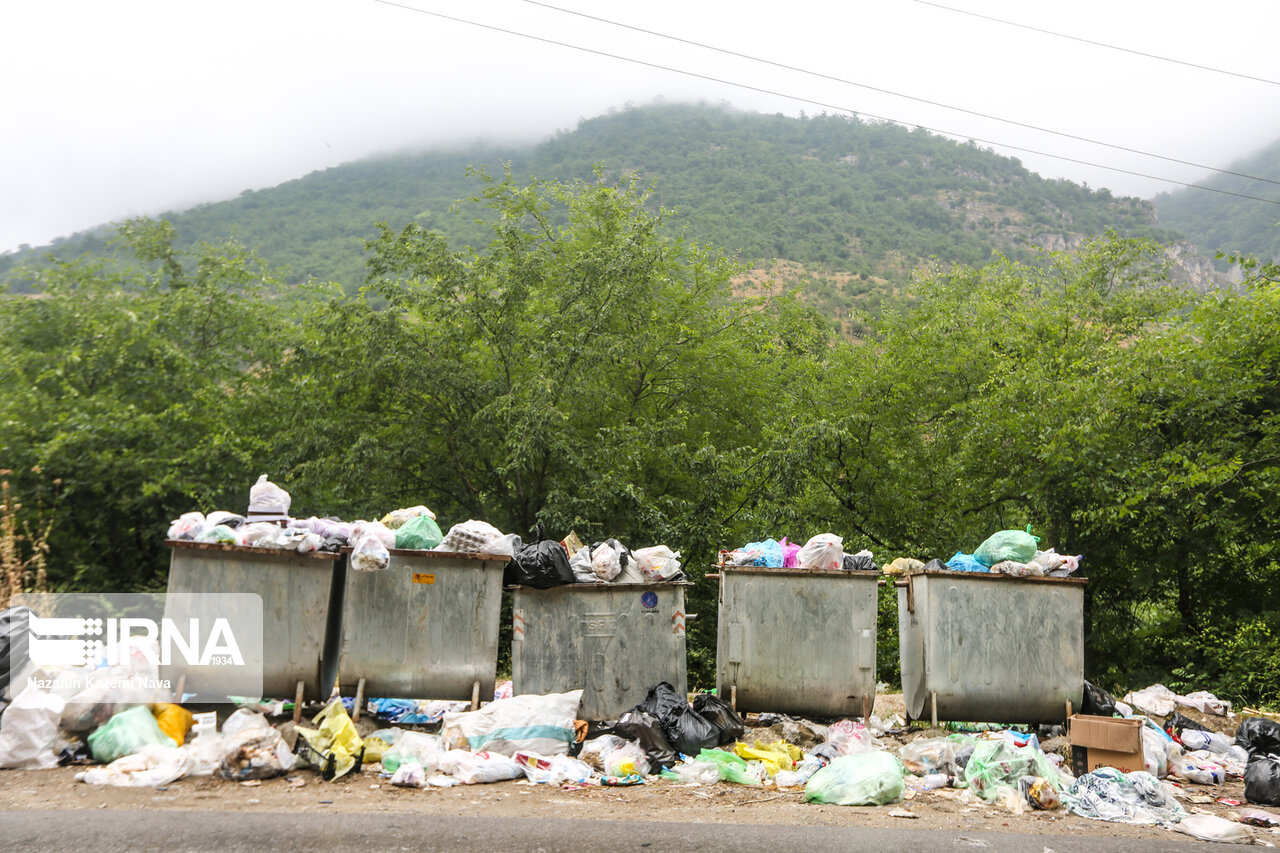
xmin=918 ymin=772 xmax=950 ymax=790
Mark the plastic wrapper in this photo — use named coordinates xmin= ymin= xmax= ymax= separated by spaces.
xmin=295 ymin=699 xmax=364 ymax=780
xmin=796 ymin=534 xmax=843 ymax=571
xmin=898 ymin=735 xmax=975 ymax=776
xmin=195 ymin=524 xmax=238 ymax=545
xmin=1122 ymin=684 xmax=1177 ymax=718
xmin=0 ymin=685 xmax=66 ymax=769
xmin=804 ymin=751 xmax=905 ymax=806
xmin=88 ymin=705 xmax=176 ymax=765
xmin=390 ymin=761 xmax=427 ymax=788
xmin=733 ymin=740 xmax=802 ymax=777
xmin=1019 ymin=775 xmax=1061 ymax=809
xmin=515 ymin=752 xmax=594 ymax=785
xmin=665 ymin=759 xmax=721 ymax=785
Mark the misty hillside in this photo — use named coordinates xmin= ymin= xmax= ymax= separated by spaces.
xmin=1153 ymin=138 xmax=1280 ymax=264
xmin=4 ymin=103 xmax=1187 ymax=323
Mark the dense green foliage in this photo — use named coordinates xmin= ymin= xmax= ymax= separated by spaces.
xmin=4 ymin=168 xmax=1280 ymax=707
xmin=1 ymin=104 xmax=1174 ymax=331
xmin=1154 ymin=137 xmax=1280 ymax=264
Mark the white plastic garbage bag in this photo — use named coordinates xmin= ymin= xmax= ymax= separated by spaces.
xmin=436 ymin=520 xmax=506 ymax=553
xmin=797 ymin=534 xmax=844 ymax=571
xmin=441 ymin=690 xmax=583 ymax=757
xmin=0 ymin=685 xmax=66 ymax=770
xmin=1123 ymin=684 xmax=1177 ymax=718
xmin=437 ymin=749 xmax=523 ymax=784
xmin=248 ymin=474 xmax=292 ymax=518
xmin=1176 ymin=814 xmax=1252 ymax=844
xmin=633 ymin=546 xmax=683 ymax=582
xmin=78 ymin=744 xmax=192 ymax=787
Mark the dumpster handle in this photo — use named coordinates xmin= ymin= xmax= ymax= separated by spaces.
xmin=905 ymin=574 xmax=915 ymax=614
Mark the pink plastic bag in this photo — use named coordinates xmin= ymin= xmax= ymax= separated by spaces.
xmin=781 ymin=537 xmax=802 ymax=568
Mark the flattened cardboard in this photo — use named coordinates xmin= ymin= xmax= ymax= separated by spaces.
xmin=1069 ymin=713 xmax=1144 ymax=776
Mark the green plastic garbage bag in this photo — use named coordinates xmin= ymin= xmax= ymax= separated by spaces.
xmin=395 ymin=515 xmax=443 ymax=551
xmin=804 ymin=751 xmax=904 ymax=805
xmin=974 ymin=528 xmax=1038 ymax=567
xmin=697 ymin=748 xmax=762 ymax=786
xmin=87 ymin=705 xmax=176 ymax=764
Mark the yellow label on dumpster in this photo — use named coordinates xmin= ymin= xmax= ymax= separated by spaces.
xmin=412 ymin=573 xmax=436 ymax=584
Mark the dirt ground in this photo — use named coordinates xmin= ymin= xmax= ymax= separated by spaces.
xmin=0 ymin=695 xmax=1275 ymax=846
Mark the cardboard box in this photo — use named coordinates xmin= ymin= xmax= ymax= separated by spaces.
xmin=1069 ymin=714 xmax=1145 ymax=776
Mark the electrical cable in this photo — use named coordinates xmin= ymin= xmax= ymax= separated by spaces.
xmin=368 ymin=0 xmax=1280 ymax=205
xmin=526 ymin=0 xmax=1280 ymax=188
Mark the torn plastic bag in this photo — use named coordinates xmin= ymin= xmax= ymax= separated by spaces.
xmin=579 ymin=735 xmax=650 ymax=777
xmin=505 ymin=540 xmax=574 ymax=589
xmin=1019 ymin=775 xmax=1061 ymax=809
xmin=219 ymin=726 xmax=296 ymax=780
xmin=1122 ymin=684 xmax=1177 ymax=718
xmin=394 ymin=514 xmax=443 ymax=550
xmin=611 ymin=708 xmax=678 ymax=771
xmin=804 ymin=750 xmax=905 ymax=806
xmin=78 ymin=744 xmax=191 ymax=787
xmin=1063 ymin=768 xmax=1185 ymax=824
xmin=0 ymin=685 xmax=65 ymax=769
xmin=692 ymin=693 xmax=744 ymax=746
xmin=1236 ymin=717 xmax=1280 ymax=758
xmin=698 ymin=747 xmax=762 ymax=786
xmin=87 ymin=705 xmax=177 ymax=765
xmin=796 ymin=534 xmax=844 ymax=571
xmin=1246 ymin=754 xmax=1280 ymax=805
xmin=1080 ymin=681 xmax=1118 ymax=718
xmin=294 ymin=699 xmax=365 ymax=780
xmin=1176 ymin=814 xmax=1252 ymax=844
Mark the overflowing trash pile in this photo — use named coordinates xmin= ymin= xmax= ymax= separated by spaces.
xmin=881 ymin=527 xmax=1082 ymax=578
xmin=165 ymin=475 xmax=683 ymax=584
xmin=720 ymin=534 xmax=873 ymax=572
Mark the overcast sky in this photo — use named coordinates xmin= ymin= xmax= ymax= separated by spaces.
xmin=3 ymin=0 xmax=1279 ymax=254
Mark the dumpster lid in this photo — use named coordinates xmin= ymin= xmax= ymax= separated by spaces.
xmin=892 ymin=569 xmax=1087 ymax=587
xmin=165 ymin=539 xmax=343 ymax=560
xmin=506 ymin=581 xmax=690 ymax=590
xmin=718 ymin=565 xmax=881 ymax=577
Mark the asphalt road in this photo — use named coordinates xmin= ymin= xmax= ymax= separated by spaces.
xmin=0 ymin=810 xmax=1239 ymax=852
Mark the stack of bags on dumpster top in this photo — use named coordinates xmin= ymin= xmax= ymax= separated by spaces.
xmin=502 ymin=529 xmax=685 ymax=589
xmin=165 ymin=475 xmax=528 ymax=572
xmin=720 ymin=534 xmax=875 ymax=572
xmin=881 ymin=526 xmax=1082 ymax=578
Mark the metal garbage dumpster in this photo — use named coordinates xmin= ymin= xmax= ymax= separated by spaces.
xmin=715 ymin=566 xmax=879 ymax=718
xmin=165 ymin=541 xmax=343 ymax=703
xmin=511 ymin=583 xmax=688 ymax=721
xmin=896 ymin=570 xmax=1086 ymax=725
xmin=336 ymin=549 xmax=507 ymax=708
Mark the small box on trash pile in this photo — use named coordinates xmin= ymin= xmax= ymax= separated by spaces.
xmin=1069 ymin=714 xmax=1144 ymax=775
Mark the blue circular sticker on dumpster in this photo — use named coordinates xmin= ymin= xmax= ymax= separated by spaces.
xmin=641 ymin=591 xmax=658 ymax=610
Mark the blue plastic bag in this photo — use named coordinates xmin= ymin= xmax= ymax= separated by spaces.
xmin=945 ymin=551 xmax=989 ymax=573
xmin=739 ymin=539 xmax=784 ymax=567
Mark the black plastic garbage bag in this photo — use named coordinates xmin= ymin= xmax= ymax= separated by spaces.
xmin=920 ymin=558 xmax=947 ymax=572
xmin=504 ymin=540 xmax=574 ymax=589
xmin=1237 ymin=717 xmax=1280 ymax=758
xmin=692 ymin=693 xmax=745 ymax=746
xmin=842 ymin=553 xmax=875 ymax=572
xmin=663 ymin=704 xmax=720 ymax=757
xmin=1246 ymin=755 xmax=1280 ymax=805
xmin=1164 ymin=711 xmax=1209 ymax=738
xmin=638 ymin=681 xmax=687 ymax=722
xmin=612 ymin=709 xmax=678 ymax=772
xmin=1080 ymin=680 xmax=1118 ymax=718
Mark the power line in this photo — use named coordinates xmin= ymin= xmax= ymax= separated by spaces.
xmin=910 ymin=0 xmax=1280 ymax=86
xmin=527 ymin=0 xmax=1280 ymax=189
xmin=368 ymin=0 xmax=1280 ymax=206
